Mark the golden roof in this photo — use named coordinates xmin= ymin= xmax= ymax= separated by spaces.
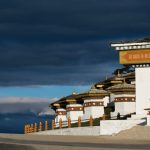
xmin=107 ymin=83 xmax=135 ymax=93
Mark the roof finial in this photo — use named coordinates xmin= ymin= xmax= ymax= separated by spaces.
xmin=105 ymin=74 xmax=108 ymax=80
xmin=123 ymin=78 xmax=126 ymax=84
xmin=72 ymin=92 xmax=77 ymax=95
xmin=117 ymin=70 xmax=121 ymax=77
xmin=91 ymin=85 xmax=96 ymax=89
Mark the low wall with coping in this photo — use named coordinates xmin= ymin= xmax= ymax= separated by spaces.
xmin=34 ymin=126 xmax=100 ymax=136
xmin=32 ymin=119 xmax=146 ymax=136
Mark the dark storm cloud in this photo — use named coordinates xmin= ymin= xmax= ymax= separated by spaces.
xmin=0 ymin=0 xmax=149 ymax=86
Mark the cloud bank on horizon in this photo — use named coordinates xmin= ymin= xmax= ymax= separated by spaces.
xmin=0 ymin=96 xmax=56 ymax=114
xmin=0 ymin=0 xmax=149 ymax=86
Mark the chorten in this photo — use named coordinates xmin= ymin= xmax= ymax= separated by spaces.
xmin=82 ymin=85 xmax=109 ymax=119
xmin=107 ymin=82 xmax=135 ymax=117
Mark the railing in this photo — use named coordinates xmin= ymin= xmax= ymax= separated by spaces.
xmin=24 ymin=113 xmax=134 ymax=134
xmin=111 ymin=112 xmax=136 ymax=120
xmin=24 ymin=115 xmax=102 ymax=134
xmin=24 ymin=120 xmax=51 ymax=134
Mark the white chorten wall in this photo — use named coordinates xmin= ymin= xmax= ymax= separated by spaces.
xmin=111 ymin=94 xmax=135 ymax=117
xmin=55 ymin=108 xmax=67 ymax=123
xmin=66 ymin=104 xmax=83 ymax=121
xmin=136 ymin=67 xmax=150 ymax=115
xmin=83 ymin=99 xmax=104 ymax=119
xmin=110 ymin=93 xmax=115 ymax=103
xmin=103 ymin=96 xmax=110 ymax=107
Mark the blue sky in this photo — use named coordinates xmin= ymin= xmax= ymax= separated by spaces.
xmin=0 ymin=0 xmax=149 ymax=101
xmin=0 ymin=85 xmax=90 ymax=99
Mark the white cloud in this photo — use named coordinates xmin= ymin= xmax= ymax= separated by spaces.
xmin=0 ymin=96 xmax=57 ymax=114
xmin=0 ymin=96 xmax=57 ymax=103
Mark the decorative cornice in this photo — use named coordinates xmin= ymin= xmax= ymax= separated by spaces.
xmin=132 ymin=64 xmax=150 ymax=68
xmin=111 ymin=44 xmax=150 ymax=51
xmin=114 ymin=97 xmax=135 ymax=102
xmin=56 ymin=111 xmax=67 ymax=116
xmin=84 ymin=101 xmax=104 ymax=107
xmin=66 ymin=107 xmax=83 ymax=112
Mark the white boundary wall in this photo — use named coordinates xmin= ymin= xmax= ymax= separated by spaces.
xmin=34 ymin=119 xmax=146 ymax=136
xmin=136 ymin=67 xmax=150 ymax=115
xmin=147 ymin=115 xmax=150 ymax=126
xmin=35 ymin=126 xmax=100 ymax=136
xmin=100 ymin=119 xmax=146 ymax=135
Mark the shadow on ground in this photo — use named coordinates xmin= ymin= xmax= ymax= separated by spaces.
xmin=0 ymin=143 xmax=35 ymax=150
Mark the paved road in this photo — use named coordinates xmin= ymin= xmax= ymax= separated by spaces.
xmin=0 ymin=137 xmax=150 ymax=150
xmin=0 ymin=143 xmax=35 ymax=150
